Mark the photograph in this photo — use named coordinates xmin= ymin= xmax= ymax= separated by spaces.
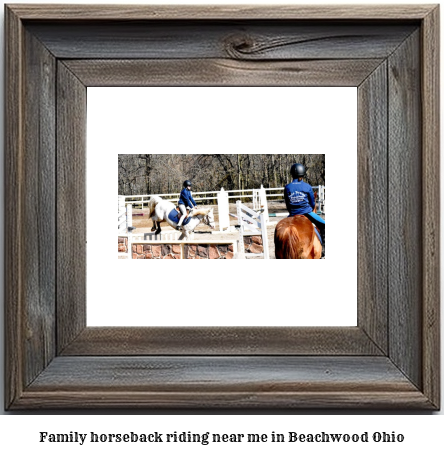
xmin=118 ymin=154 xmax=326 ymax=260
xmin=88 ymin=86 xmax=355 ymax=327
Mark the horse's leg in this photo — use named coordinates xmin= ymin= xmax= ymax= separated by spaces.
xmin=151 ymin=219 xmax=161 ymax=235
xmin=151 ymin=214 xmax=159 ymax=232
xmin=152 ymin=210 xmax=163 ymax=235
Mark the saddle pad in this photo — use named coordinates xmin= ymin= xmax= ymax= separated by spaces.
xmin=168 ymin=208 xmax=191 ymax=226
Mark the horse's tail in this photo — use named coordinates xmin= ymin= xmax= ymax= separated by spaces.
xmin=147 ymin=195 xmax=162 ymax=218
xmin=274 ymin=217 xmax=304 ymax=259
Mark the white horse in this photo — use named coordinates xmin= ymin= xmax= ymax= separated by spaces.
xmin=147 ymin=196 xmax=216 ymax=240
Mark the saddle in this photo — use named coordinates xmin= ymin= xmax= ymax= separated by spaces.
xmin=176 ymin=206 xmax=190 ymax=218
xmin=168 ymin=208 xmax=192 ymax=226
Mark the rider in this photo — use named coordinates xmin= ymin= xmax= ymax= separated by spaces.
xmin=284 ymin=163 xmax=325 ymax=254
xmin=177 ymin=180 xmax=197 ymax=230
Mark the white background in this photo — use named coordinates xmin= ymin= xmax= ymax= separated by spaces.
xmin=87 ymin=87 xmax=357 ymax=326
xmin=0 ymin=0 xmax=442 ymax=451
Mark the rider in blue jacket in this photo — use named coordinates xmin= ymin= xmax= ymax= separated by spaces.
xmin=284 ymin=163 xmax=325 ymax=254
xmin=177 ymin=180 xmax=197 ymax=230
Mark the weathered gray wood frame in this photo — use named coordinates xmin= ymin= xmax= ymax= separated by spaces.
xmin=5 ymin=5 xmax=440 ymax=409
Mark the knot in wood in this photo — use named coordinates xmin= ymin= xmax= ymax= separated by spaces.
xmin=224 ymin=34 xmax=255 ymax=59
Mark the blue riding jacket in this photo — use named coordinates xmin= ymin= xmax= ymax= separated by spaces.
xmin=284 ymin=179 xmax=325 ymax=241
xmin=178 ymin=188 xmax=197 ymax=208
xmin=284 ymin=179 xmax=316 ymax=216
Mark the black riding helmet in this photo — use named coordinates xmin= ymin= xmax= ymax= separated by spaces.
xmin=290 ymin=163 xmax=306 ymax=179
xmin=183 ymin=180 xmax=192 ymax=187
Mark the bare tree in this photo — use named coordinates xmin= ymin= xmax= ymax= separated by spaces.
xmin=118 ymin=154 xmax=325 ymax=195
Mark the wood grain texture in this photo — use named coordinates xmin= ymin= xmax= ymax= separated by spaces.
xmin=357 ymin=62 xmax=388 ymax=354
xmin=388 ymin=31 xmax=422 ymax=389
xmin=14 ymin=356 xmax=433 ymax=409
xmin=4 ymin=4 xmax=24 ymax=411
xmin=64 ymin=58 xmax=384 ymax=87
xmin=5 ymin=9 xmax=58 ymax=409
xmin=421 ymin=6 xmax=440 ymax=409
xmin=21 ymin=28 xmax=57 ymax=388
xmin=26 ymin=22 xmax=416 ymax=60
xmin=16 ymin=390 xmax=433 ymax=410
xmin=56 ymin=62 xmax=87 ymax=353
xmin=61 ymin=327 xmax=383 ymax=356
xmin=7 ymin=4 xmax=435 ymax=20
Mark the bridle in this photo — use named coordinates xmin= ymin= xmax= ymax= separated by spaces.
xmin=202 ymin=211 xmax=214 ymax=228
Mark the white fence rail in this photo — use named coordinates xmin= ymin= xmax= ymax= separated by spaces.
xmin=131 ymin=231 xmax=194 ymax=241
xmin=121 ymin=188 xmax=284 ymax=207
xmin=236 ymin=201 xmax=270 ymax=260
xmin=118 ymin=184 xmax=325 ymax=238
xmin=120 ymin=185 xmax=325 ymax=214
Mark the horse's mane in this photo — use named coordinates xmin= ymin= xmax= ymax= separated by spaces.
xmin=192 ymin=207 xmax=211 ymax=217
xmin=274 ymin=218 xmax=304 ymax=259
xmin=275 ymin=215 xmax=319 ymax=259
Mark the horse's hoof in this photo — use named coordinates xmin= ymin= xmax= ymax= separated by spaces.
xmin=155 ymin=229 xmax=161 ymax=235
xmin=151 ymin=227 xmax=156 ymax=232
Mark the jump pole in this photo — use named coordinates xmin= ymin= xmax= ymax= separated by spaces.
xmin=268 ymin=213 xmax=289 ymax=217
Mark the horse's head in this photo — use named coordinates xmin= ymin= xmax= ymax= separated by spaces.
xmin=203 ymin=208 xmax=216 ymax=229
xmin=191 ymin=207 xmax=216 ymax=229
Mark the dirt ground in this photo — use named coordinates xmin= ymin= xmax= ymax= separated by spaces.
xmin=129 ymin=201 xmax=290 ymax=259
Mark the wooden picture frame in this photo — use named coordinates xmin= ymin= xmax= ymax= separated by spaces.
xmin=5 ymin=4 xmax=440 ymax=409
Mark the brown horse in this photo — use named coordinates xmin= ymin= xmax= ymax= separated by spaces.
xmin=274 ymin=215 xmax=322 ymax=259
